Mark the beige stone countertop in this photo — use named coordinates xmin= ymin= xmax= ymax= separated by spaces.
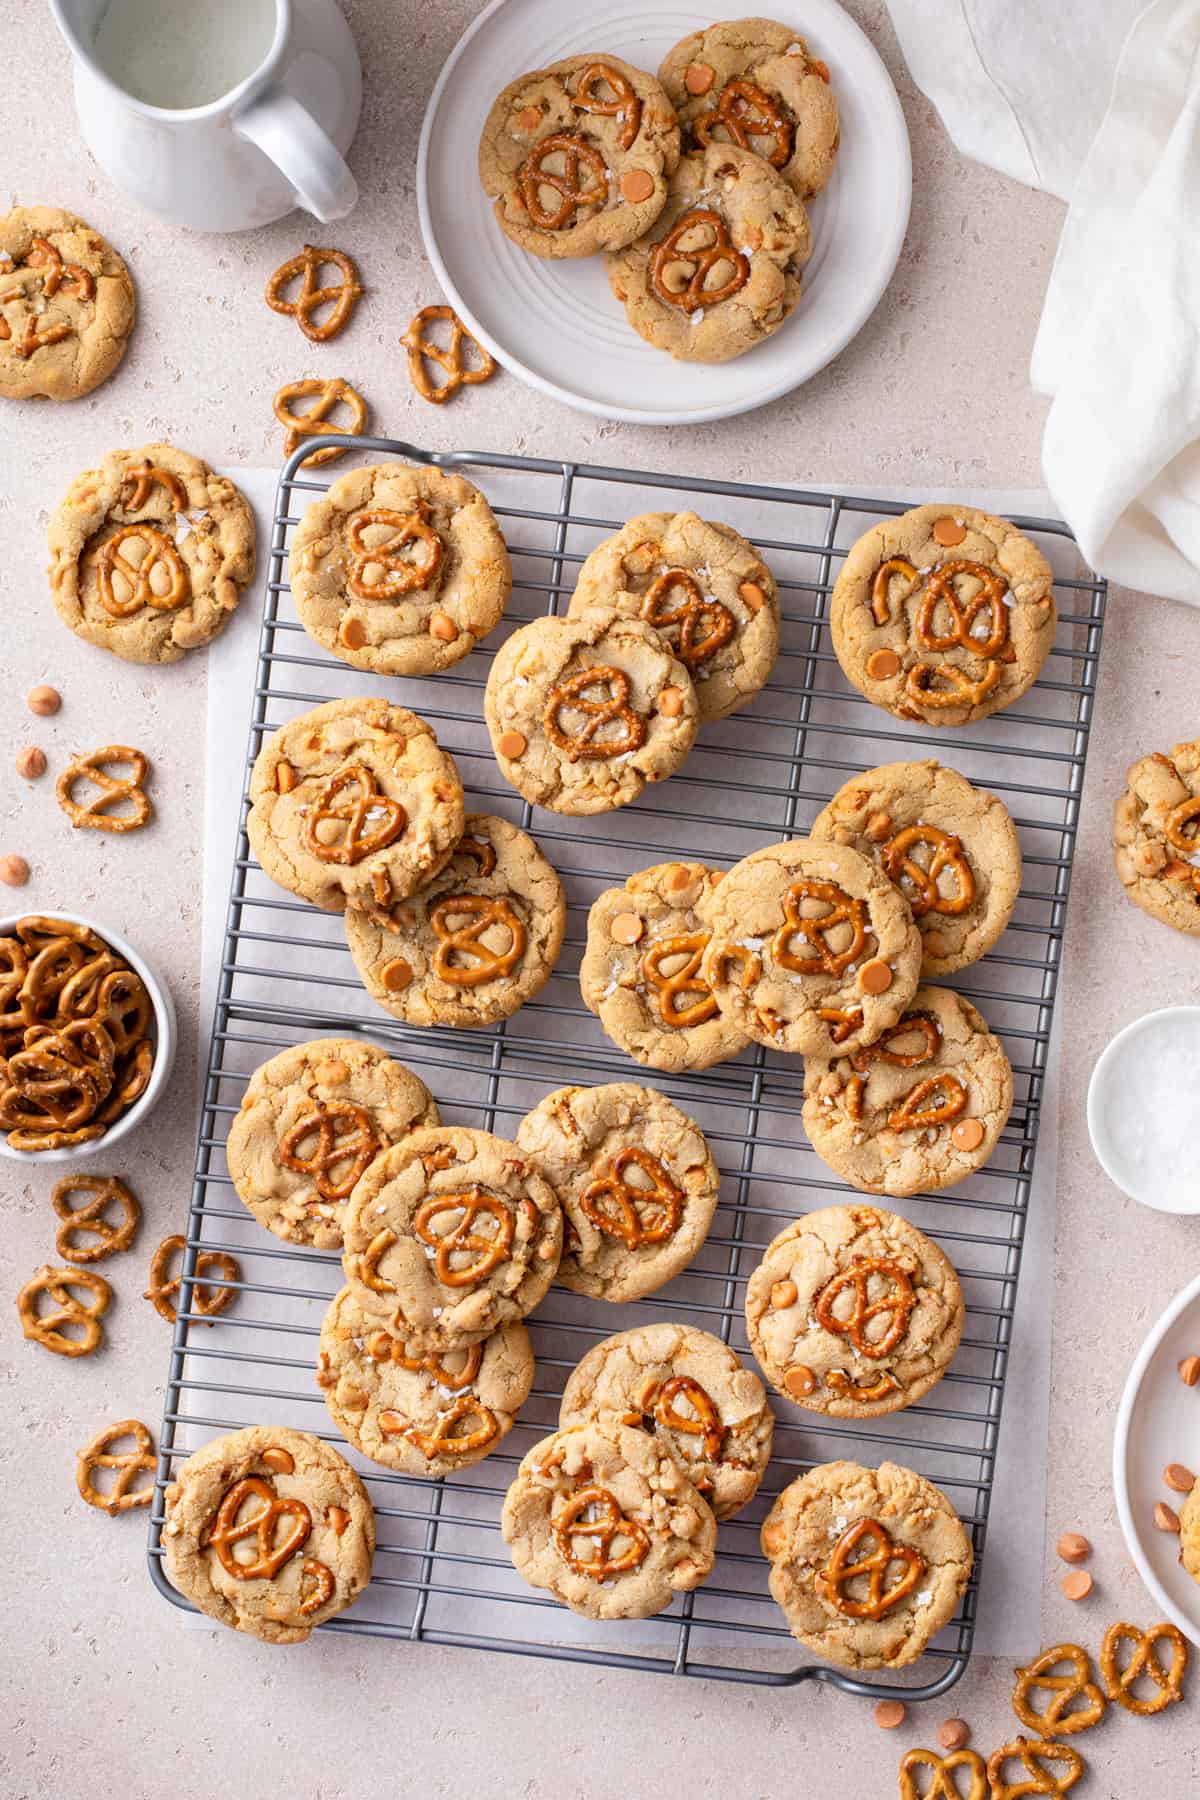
xmin=3 ymin=2 xmax=1198 ymax=1794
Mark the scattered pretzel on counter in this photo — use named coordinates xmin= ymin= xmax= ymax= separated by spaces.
xmin=56 ymin=746 xmax=152 ymax=832
xmin=76 ymin=1419 xmax=157 ymax=1513
xmin=52 ymin=1174 xmax=141 ymax=1263
xmin=273 ymin=376 xmax=368 ymax=467
xmin=401 ymin=305 xmax=497 ymax=404
xmin=264 ymin=244 xmax=363 ymax=342
xmin=144 ymin=1234 xmax=240 ymax=1325
xmin=17 ymin=1263 xmax=112 ymax=1356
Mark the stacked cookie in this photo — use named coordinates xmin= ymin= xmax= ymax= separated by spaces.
xmin=477 ymin=22 xmax=838 ymax=364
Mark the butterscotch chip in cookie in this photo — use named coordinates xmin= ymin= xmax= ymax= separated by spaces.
xmin=700 ymin=837 xmax=922 ymax=1057
xmin=48 ymin=441 xmax=256 ymax=665
xmin=516 ymin=1082 xmax=719 ymax=1303
xmin=0 ymin=206 xmax=135 ymax=401
xmin=1114 ymin=740 xmax=1200 ymax=936
xmin=290 ymin=463 xmax=511 ymax=678
xmin=162 ymin=1426 xmax=374 ymax=1645
xmin=502 ymin=1418 xmax=717 ymax=1620
xmin=830 ymin=504 xmax=1056 ymax=727
xmin=246 ymin=697 xmax=465 ymax=912
xmin=559 ymin=1321 xmax=773 ymax=1520
xmin=745 ymin=1204 xmax=964 ymax=1417
xmin=317 ymin=1285 xmax=533 ymax=1477
xmin=567 ymin=510 xmax=780 ymax=721
xmin=801 ymin=985 xmax=1013 ymax=1197
xmin=760 ymin=1459 xmax=973 ymax=1669
xmin=225 ymin=1037 xmax=438 ymax=1250
xmin=811 ymin=760 xmax=1023 ymax=976
xmin=344 ymin=813 xmax=566 ymax=1029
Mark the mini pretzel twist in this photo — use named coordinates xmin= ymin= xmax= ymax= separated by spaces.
xmin=121 ymin=461 xmax=189 ymax=514
xmin=518 ymin=131 xmax=608 ymax=230
xmin=264 ymin=244 xmax=363 ymax=342
xmin=301 ymin=763 xmax=407 ymax=866
xmin=870 ymin=556 xmax=918 ymax=624
xmin=881 ymin=824 xmax=976 ymax=918
xmin=579 ymin=1146 xmax=683 ymax=1249
xmin=278 ymin=1101 xmax=380 ymax=1202
xmin=429 ymin=893 xmax=527 ymax=987
xmin=346 ymin=505 xmax=444 ymax=598
xmin=297 ymin=1557 xmax=336 ymax=1615
xmin=552 ymin=1484 xmax=650 ymax=1578
xmin=645 ymin=1374 xmax=724 ymax=1461
xmin=413 ymin=1188 xmax=516 ymax=1287
xmin=842 ymin=1009 xmax=940 ymax=1121
xmin=1100 ymin=1620 xmax=1188 ymax=1714
xmin=651 ymin=208 xmax=750 ymax=312
xmin=916 ymin=561 xmax=1011 ymax=659
xmin=694 ymin=79 xmax=793 ymax=168
xmin=572 ymin=61 xmax=642 ymax=150
xmin=76 ymin=1418 xmax=156 ymax=1513
xmin=202 ymin=1476 xmax=313 ymax=1580
xmin=641 ymin=931 xmax=718 ymax=1029
xmin=97 ymin=525 xmax=189 ymax=618
xmin=386 ymin=1338 xmax=484 ymax=1391
xmin=56 ymin=746 xmax=152 ymax=833
xmin=820 ymin=1517 xmax=925 ymax=1620
xmin=906 ymin=659 xmax=1004 ymax=711
xmin=898 ymin=1747 xmax=988 ymax=1800
xmin=25 ymin=235 xmax=94 ymax=301
xmin=823 ymin=1369 xmax=901 ymax=1403
xmin=886 ymin=1073 xmax=968 ymax=1134
xmin=401 ymin=305 xmax=496 ymax=405
xmin=17 ymin=1263 xmax=111 ymax=1357
xmin=273 ymin=377 xmax=368 ymax=466
xmin=1013 ymin=1644 xmax=1108 ymax=1736
xmin=640 ymin=568 xmax=735 ymax=669
xmin=543 ymin=665 xmax=648 ymax=762
xmin=52 ymin=1174 xmax=141 ymax=1264
xmin=144 ymin=1234 xmax=240 ymax=1325
xmin=773 ymin=879 xmax=869 ymax=977
xmin=455 ymin=835 xmax=497 ymax=878
xmin=386 ymin=1392 xmax=500 ymax=1460
xmin=814 ymin=1256 xmax=917 ymax=1358
xmin=985 ymin=1737 xmax=1084 ymax=1799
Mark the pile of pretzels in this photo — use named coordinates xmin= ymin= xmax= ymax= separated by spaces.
xmin=0 ymin=914 xmax=154 ymax=1151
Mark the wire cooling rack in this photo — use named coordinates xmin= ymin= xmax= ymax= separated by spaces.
xmin=148 ymin=435 xmax=1107 ymax=1698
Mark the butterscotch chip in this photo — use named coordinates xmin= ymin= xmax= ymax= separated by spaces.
xmin=1164 ymin=1463 xmax=1195 ymax=1492
xmin=857 ymin=957 xmax=892 ymax=995
xmin=667 ymin=863 xmax=692 ymax=891
xmin=382 ymin=958 xmax=413 ymax=992
xmin=1180 ymin=1355 xmax=1200 ymax=1386
xmin=864 ymin=810 xmax=892 ymax=841
xmin=933 ymin=517 xmax=967 ymax=547
xmin=327 ymin=1504 xmax=350 ymax=1536
xmin=938 ymin=1719 xmax=970 ymax=1751
xmin=657 ymin=685 xmax=685 ymax=717
xmin=313 ymin=1058 xmax=349 ymax=1085
xmin=0 ymin=854 xmax=30 ymax=886
xmin=28 ymin=684 xmax=62 ymax=716
xmin=684 ymin=61 xmax=714 ymax=95
xmin=496 ymin=729 xmax=528 ymax=760
xmin=951 ymin=1117 xmax=985 ymax=1152
xmin=275 ymin=760 xmax=296 ymax=794
xmin=770 ymin=1279 xmax=798 ymax=1310
xmin=1057 ymin=1532 xmax=1091 ymax=1563
xmin=16 ymin=747 xmax=46 ymax=780
xmin=1154 ymin=1502 xmax=1181 ymax=1532
xmin=782 ymin=1365 xmax=815 ymax=1398
xmin=517 ymin=106 xmax=541 ymax=131
xmin=609 ymin=910 xmax=645 ymax=946
xmin=874 ymin=1699 xmax=906 ymax=1729
xmin=621 ymin=170 xmax=656 ymax=205
xmin=1062 ymin=1569 xmax=1093 ymax=1601
xmin=865 ymin=647 xmax=900 ymax=679
xmin=340 ymin=617 xmax=367 ymax=649
xmin=261 ymin=1446 xmax=295 ymax=1474
xmin=429 ymin=610 xmax=458 ymax=642
xmin=738 ymin=579 xmax=767 ymax=612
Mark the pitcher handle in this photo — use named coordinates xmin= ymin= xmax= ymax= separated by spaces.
xmin=234 ymin=89 xmax=358 ymax=222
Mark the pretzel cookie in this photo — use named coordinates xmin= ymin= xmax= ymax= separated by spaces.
xmin=225 ymin=1038 xmax=438 ymax=1250
xmin=317 ymin=1284 xmax=533 ymax=1477
xmin=659 ymin=19 xmax=840 ymax=200
xmin=745 ymin=1205 xmax=964 ymax=1417
xmin=1114 ymin=740 xmax=1200 ymax=936
xmin=1182 ymin=1484 xmax=1200 ymax=1584
xmin=290 ymin=463 xmax=512 ymax=677
xmin=478 ymin=54 xmax=680 ymax=259
xmin=811 ymin=760 xmax=1022 ymax=976
xmin=701 ymin=838 xmax=922 ymax=1057
xmin=580 ymin=861 xmax=750 ymax=1071
xmin=516 ymin=1082 xmax=719 ymax=1303
xmin=162 ymin=1425 xmax=374 ymax=1645
xmin=341 ymin=1125 xmax=562 ymax=1353
xmin=760 ymin=1459 xmax=973 ymax=1669
xmin=559 ymin=1322 xmax=773 ymax=1520
xmin=0 ymin=205 xmax=135 ymax=401
xmin=803 ymin=985 xmax=1013 ymax=1197
xmin=606 ymin=144 xmax=811 ymax=364
xmin=344 ymin=813 xmax=566 ymax=1029
xmin=830 ymin=504 xmax=1056 ymax=727
xmin=48 ymin=442 xmax=256 ymax=664
xmin=246 ymin=697 xmax=465 ymax=912
xmin=502 ymin=1418 xmax=717 ymax=1619
xmin=568 ymin=510 xmax=780 ymax=722
xmin=485 ymin=608 xmax=699 ymax=815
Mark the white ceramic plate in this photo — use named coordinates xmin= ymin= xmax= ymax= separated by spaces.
xmin=417 ymin=0 xmax=911 ymax=424
xmin=1113 ymin=1272 xmax=1200 ymax=1647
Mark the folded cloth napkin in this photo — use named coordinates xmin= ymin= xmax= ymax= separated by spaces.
xmin=888 ymin=0 xmax=1200 ymax=604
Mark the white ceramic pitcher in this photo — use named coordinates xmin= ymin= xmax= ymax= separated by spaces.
xmin=50 ymin=0 xmax=362 ymax=232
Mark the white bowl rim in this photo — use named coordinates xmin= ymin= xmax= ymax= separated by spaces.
xmin=1085 ymin=1002 xmax=1200 ymax=1215
xmin=0 ymin=908 xmax=177 ymax=1164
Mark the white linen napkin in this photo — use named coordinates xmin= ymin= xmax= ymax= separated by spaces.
xmin=887 ymin=0 xmax=1200 ymax=605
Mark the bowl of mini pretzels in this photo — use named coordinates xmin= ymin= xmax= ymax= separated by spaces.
xmin=0 ymin=910 xmax=176 ymax=1162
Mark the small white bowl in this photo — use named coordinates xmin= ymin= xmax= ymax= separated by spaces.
xmin=1086 ymin=1004 xmax=1200 ymax=1214
xmin=0 ymin=909 xmax=177 ymax=1164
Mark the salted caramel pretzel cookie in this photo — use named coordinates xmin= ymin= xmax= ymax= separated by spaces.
xmin=246 ymin=697 xmax=465 ymax=912
xmin=579 ymin=861 xmax=750 ymax=1071
xmin=1114 ymin=741 xmax=1200 ymax=936
xmin=744 ymin=1205 xmax=964 ymax=1417
xmin=811 ymin=761 xmax=1022 ymax=976
xmin=516 ymin=1082 xmax=719 ymax=1302
xmin=559 ymin=1322 xmax=773 ymax=1520
xmin=344 ymin=813 xmax=566 ymax=1029
xmin=606 ymin=144 xmax=811 ymax=364
xmin=760 ymin=1459 xmax=973 ymax=1669
xmin=701 ymin=838 xmax=922 ymax=1057
xmin=48 ymin=442 xmax=255 ymax=665
xmin=162 ymin=1425 xmax=374 ymax=1645
xmin=290 ymin=463 xmax=511 ymax=676
xmin=502 ymin=1418 xmax=717 ymax=1620
xmin=802 ymin=986 xmax=1013 ymax=1197
xmin=1181 ymin=1481 xmax=1200 ymax=1583
xmin=568 ymin=510 xmax=780 ymax=721
xmin=478 ymin=55 xmax=680 ymax=259
xmin=484 ymin=608 xmax=699 ymax=816
xmin=0 ymin=205 xmax=135 ymax=401
xmin=659 ymin=19 xmax=839 ymax=200
xmin=317 ymin=1284 xmax=534 ymax=1478
xmin=341 ymin=1125 xmax=562 ymax=1352
xmin=830 ymin=504 xmax=1056 ymax=727
xmin=225 ymin=1037 xmax=438 ymax=1250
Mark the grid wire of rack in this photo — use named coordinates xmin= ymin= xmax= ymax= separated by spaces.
xmin=147 ymin=436 xmax=1107 ymax=1698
